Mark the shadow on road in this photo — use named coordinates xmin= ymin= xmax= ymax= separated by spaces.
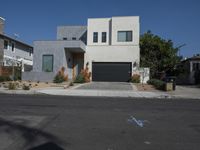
xmin=28 ymin=142 xmax=64 ymax=150
xmin=0 ymin=117 xmax=67 ymax=149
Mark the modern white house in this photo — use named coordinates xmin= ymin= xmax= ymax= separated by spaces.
xmin=23 ymin=16 xmax=146 ymax=82
xmin=0 ymin=17 xmax=33 ymax=73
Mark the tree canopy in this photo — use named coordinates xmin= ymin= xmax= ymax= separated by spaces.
xmin=140 ymin=31 xmax=181 ymax=78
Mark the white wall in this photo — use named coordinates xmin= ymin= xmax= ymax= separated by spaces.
xmin=86 ymin=16 xmax=140 ymax=73
xmin=85 ymin=45 xmax=140 ymax=72
xmin=111 ymin=16 xmax=139 ymax=46
xmin=87 ymin=18 xmax=111 ymax=46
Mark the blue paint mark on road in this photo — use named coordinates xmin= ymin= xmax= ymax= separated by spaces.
xmin=128 ymin=116 xmax=149 ymax=127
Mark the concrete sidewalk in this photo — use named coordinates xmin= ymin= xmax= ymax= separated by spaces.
xmin=0 ymin=84 xmax=199 ymax=99
xmin=168 ymin=85 xmax=200 ymax=99
xmin=36 ymin=88 xmax=172 ymax=99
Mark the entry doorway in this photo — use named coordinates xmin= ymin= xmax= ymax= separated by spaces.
xmin=72 ymin=53 xmax=84 ymax=79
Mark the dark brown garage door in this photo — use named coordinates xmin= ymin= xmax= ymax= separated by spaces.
xmin=92 ymin=62 xmax=131 ymax=82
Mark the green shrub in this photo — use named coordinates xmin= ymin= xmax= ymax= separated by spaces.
xmin=22 ymin=84 xmax=30 ymax=90
xmin=53 ymin=74 xmax=65 ymax=83
xmin=131 ymin=74 xmax=140 ymax=83
xmin=8 ymin=82 xmax=17 ymax=90
xmin=74 ymin=74 xmax=85 ymax=83
xmin=0 ymin=76 xmax=11 ymax=82
xmin=147 ymin=79 xmax=165 ymax=90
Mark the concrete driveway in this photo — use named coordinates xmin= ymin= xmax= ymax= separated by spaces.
xmin=76 ymin=82 xmax=135 ymax=91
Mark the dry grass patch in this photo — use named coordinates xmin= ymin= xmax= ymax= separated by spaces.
xmin=135 ymin=83 xmax=158 ymax=91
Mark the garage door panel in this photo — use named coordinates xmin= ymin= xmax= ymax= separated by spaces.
xmin=92 ymin=62 xmax=131 ymax=82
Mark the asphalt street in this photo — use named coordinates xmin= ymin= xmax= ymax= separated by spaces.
xmin=0 ymin=94 xmax=200 ymax=150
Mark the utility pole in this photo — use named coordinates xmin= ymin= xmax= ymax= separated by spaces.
xmin=177 ymin=44 xmax=186 ymax=57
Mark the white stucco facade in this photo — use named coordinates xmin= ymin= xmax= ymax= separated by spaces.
xmin=24 ymin=16 xmax=143 ymax=82
xmin=85 ymin=16 xmax=140 ymax=73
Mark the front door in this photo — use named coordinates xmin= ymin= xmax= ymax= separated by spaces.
xmin=72 ymin=53 xmax=84 ymax=79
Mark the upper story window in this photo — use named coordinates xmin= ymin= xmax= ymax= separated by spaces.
xmin=11 ymin=42 xmax=15 ymax=52
xmin=93 ymin=32 xmax=98 ymax=43
xmin=63 ymin=37 xmax=67 ymax=40
xmin=102 ymin=32 xmax=107 ymax=43
xmin=4 ymin=40 xmax=8 ymax=49
xmin=42 ymin=55 xmax=53 ymax=72
xmin=72 ymin=37 xmax=76 ymax=40
xmin=117 ymin=31 xmax=132 ymax=42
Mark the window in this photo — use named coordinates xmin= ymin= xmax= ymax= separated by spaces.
xmin=29 ymin=48 xmax=32 ymax=56
xmin=4 ymin=40 xmax=8 ymax=49
xmin=72 ymin=37 xmax=76 ymax=40
xmin=117 ymin=31 xmax=132 ymax=42
xmin=63 ymin=37 xmax=67 ymax=40
xmin=193 ymin=63 xmax=200 ymax=71
xmin=11 ymin=42 xmax=15 ymax=52
xmin=93 ymin=32 xmax=98 ymax=43
xmin=102 ymin=32 xmax=107 ymax=43
xmin=42 ymin=55 xmax=53 ymax=72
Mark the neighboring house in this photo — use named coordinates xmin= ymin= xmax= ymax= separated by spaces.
xmin=176 ymin=54 xmax=200 ymax=85
xmin=0 ymin=17 xmax=33 ymax=73
xmin=23 ymin=16 xmax=141 ymax=82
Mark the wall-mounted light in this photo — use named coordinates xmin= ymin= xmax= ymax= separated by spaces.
xmin=86 ymin=62 xmax=89 ymax=66
xmin=133 ymin=62 xmax=137 ymax=67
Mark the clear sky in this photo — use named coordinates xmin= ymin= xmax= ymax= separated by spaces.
xmin=0 ymin=0 xmax=199 ymax=57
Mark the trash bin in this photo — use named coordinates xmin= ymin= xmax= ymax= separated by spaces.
xmin=165 ymin=82 xmax=173 ymax=91
xmin=165 ymin=76 xmax=176 ymax=91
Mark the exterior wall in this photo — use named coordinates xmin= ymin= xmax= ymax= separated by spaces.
xmin=0 ymin=38 xmax=3 ymax=75
xmin=3 ymin=40 xmax=33 ymax=65
xmin=57 ymin=26 xmax=87 ymax=41
xmin=86 ymin=16 xmax=140 ymax=76
xmin=0 ymin=17 xmax=4 ymax=34
xmin=33 ymin=41 xmax=66 ymax=74
xmin=85 ymin=45 xmax=140 ymax=73
xmin=22 ymin=72 xmax=55 ymax=82
xmin=0 ymin=18 xmax=4 ymax=69
xmin=87 ymin=18 xmax=111 ymax=46
xmin=177 ymin=60 xmax=200 ymax=85
xmin=27 ymin=39 xmax=86 ymax=82
xmin=0 ymin=39 xmax=3 ymax=66
xmin=111 ymin=16 xmax=139 ymax=46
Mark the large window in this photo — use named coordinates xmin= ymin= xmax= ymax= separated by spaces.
xmin=4 ymin=40 xmax=8 ymax=49
xmin=117 ymin=31 xmax=132 ymax=42
xmin=93 ymin=32 xmax=98 ymax=43
xmin=102 ymin=32 xmax=107 ymax=43
xmin=42 ymin=55 xmax=53 ymax=72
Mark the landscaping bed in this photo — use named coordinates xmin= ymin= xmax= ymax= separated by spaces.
xmin=135 ymin=83 xmax=158 ymax=91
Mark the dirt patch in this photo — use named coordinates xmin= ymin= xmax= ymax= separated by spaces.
xmin=0 ymin=81 xmax=70 ymax=89
xmin=135 ymin=83 xmax=158 ymax=91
